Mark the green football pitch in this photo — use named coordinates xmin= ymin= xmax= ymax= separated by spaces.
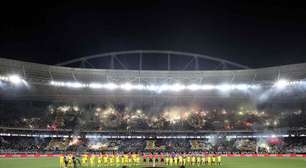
xmin=0 ymin=157 xmax=305 ymax=168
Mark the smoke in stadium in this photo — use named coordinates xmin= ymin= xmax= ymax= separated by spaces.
xmin=1 ymin=2 xmax=306 ymax=168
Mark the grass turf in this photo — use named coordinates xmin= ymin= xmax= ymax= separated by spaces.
xmin=0 ymin=157 xmax=305 ymax=168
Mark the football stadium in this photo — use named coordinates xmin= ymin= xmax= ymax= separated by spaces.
xmin=0 ymin=50 xmax=306 ymax=168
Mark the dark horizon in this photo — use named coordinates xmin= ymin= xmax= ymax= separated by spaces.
xmin=1 ymin=1 xmax=306 ymax=68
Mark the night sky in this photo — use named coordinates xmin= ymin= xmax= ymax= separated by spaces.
xmin=1 ymin=1 xmax=306 ymax=68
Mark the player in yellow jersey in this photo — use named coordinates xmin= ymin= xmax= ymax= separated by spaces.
xmin=192 ymin=154 xmax=196 ymax=166
xmin=111 ymin=153 xmax=116 ymax=166
xmin=172 ymin=155 xmax=177 ymax=166
xmin=178 ymin=154 xmax=183 ymax=166
xmin=103 ymin=153 xmax=108 ymax=166
xmin=164 ymin=154 xmax=169 ymax=165
xmin=170 ymin=156 xmax=173 ymax=166
xmin=99 ymin=154 xmax=104 ymax=167
xmin=90 ymin=155 xmax=95 ymax=167
xmin=217 ymin=155 xmax=222 ymax=165
xmin=81 ymin=154 xmax=87 ymax=167
xmin=136 ymin=153 xmax=141 ymax=166
xmin=123 ymin=153 xmax=129 ymax=166
xmin=186 ymin=153 xmax=191 ymax=166
xmin=120 ymin=153 xmax=125 ymax=166
xmin=212 ymin=155 xmax=216 ymax=165
xmin=97 ymin=154 xmax=102 ymax=167
xmin=131 ymin=152 xmax=136 ymax=166
xmin=59 ymin=155 xmax=65 ymax=168
xmin=68 ymin=155 xmax=73 ymax=168
xmin=115 ymin=153 xmax=120 ymax=167
xmin=89 ymin=155 xmax=96 ymax=167
xmin=127 ymin=153 xmax=132 ymax=166
xmin=196 ymin=153 xmax=202 ymax=166
xmin=201 ymin=154 xmax=206 ymax=165
xmin=207 ymin=156 xmax=211 ymax=166
xmin=182 ymin=153 xmax=187 ymax=166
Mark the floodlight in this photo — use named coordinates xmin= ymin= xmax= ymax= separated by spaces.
xmin=186 ymin=84 xmax=201 ymax=90
xmin=73 ymin=106 xmax=79 ymax=111
xmin=134 ymin=84 xmax=145 ymax=90
xmin=88 ymin=83 xmax=103 ymax=89
xmin=217 ymin=84 xmax=232 ymax=91
xmin=120 ymin=83 xmax=134 ymax=91
xmin=103 ymin=83 xmax=118 ymax=90
xmin=48 ymin=79 xmax=266 ymax=93
xmin=234 ymin=84 xmax=249 ymax=90
xmin=250 ymin=84 xmax=261 ymax=89
xmin=274 ymin=79 xmax=289 ymax=89
xmin=170 ymin=83 xmax=185 ymax=91
xmin=146 ymin=85 xmax=159 ymax=91
xmin=8 ymin=75 xmax=23 ymax=84
xmin=201 ymin=84 xmax=215 ymax=90
xmin=0 ymin=76 xmax=9 ymax=81
xmin=159 ymin=84 xmax=171 ymax=92
xmin=66 ymin=82 xmax=85 ymax=88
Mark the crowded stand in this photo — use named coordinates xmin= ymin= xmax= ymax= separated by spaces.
xmin=1 ymin=100 xmax=306 ymax=156
xmin=0 ymin=100 xmax=305 ymax=131
xmin=1 ymin=136 xmax=305 ymax=154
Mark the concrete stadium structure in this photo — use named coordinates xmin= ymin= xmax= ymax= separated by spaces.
xmin=0 ymin=51 xmax=306 ymax=103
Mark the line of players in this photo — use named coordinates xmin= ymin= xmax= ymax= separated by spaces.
xmin=60 ymin=152 xmax=222 ymax=168
xmin=60 ymin=153 xmax=141 ymax=168
xmin=145 ymin=153 xmax=222 ymax=166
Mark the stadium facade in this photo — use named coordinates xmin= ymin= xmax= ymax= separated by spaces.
xmin=1 ymin=56 xmax=306 ymax=103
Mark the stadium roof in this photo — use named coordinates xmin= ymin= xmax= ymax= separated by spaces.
xmin=0 ymin=56 xmax=306 ymax=103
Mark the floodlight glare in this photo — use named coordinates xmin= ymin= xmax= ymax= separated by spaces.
xmin=159 ymin=84 xmax=171 ymax=92
xmin=201 ymin=84 xmax=215 ymax=90
xmin=66 ymin=82 xmax=85 ymax=88
xmin=274 ymin=79 xmax=289 ymax=89
xmin=134 ymin=84 xmax=145 ymax=90
xmin=8 ymin=75 xmax=23 ymax=85
xmin=103 ymin=83 xmax=118 ymax=90
xmin=0 ymin=76 xmax=9 ymax=81
xmin=217 ymin=84 xmax=233 ymax=91
xmin=186 ymin=84 xmax=201 ymax=90
xmin=120 ymin=83 xmax=134 ymax=91
xmin=146 ymin=85 xmax=159 ymax=91
xmin=234 ymin=84 xmax=249 ymax=90
xmin=88 ymin=83 xmax=103 ymax=89
xmin=50 ymin=81 xmax=55 ymax=85
xmin=170 ymin=83 xmax=185 ymax=92
xmin=47 ymin=79 xmax=279 ymax=94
